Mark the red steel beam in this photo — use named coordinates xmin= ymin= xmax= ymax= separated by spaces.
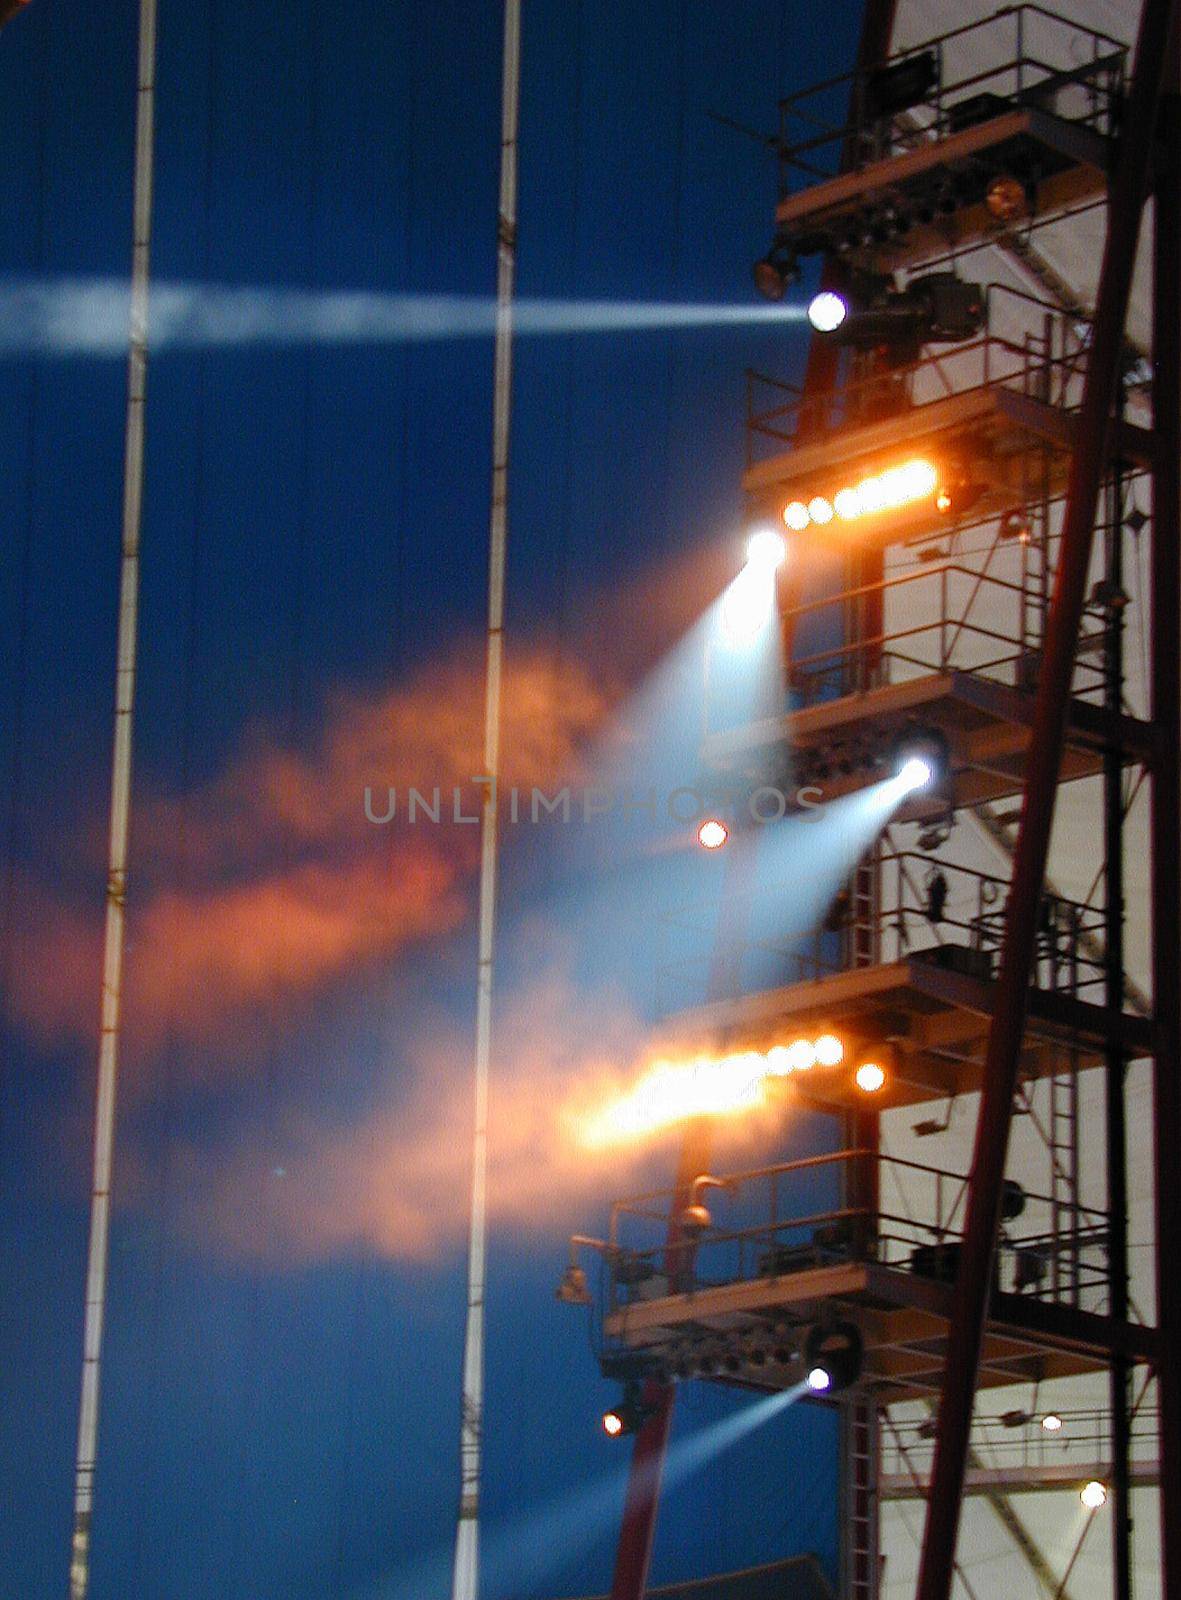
xmin=915 ymin=7 xmax=1179 ymax=1599
xmin=1151 ymin=31 xmax=1181 ymax=1597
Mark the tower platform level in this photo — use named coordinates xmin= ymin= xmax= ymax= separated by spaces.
xmin=594 ymin=1146 xmax=1158 ymax=1410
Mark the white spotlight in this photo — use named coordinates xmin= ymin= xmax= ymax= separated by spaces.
xmin=897 ymin=756 xmax=933 ymax=793
xmin=807 ymin=290 xmax=849 ymax=334
xmin=721 ymin=566 xmax=775 ymax=644
xmin=697 ymin=818 xmax=729 ymax=851
xmin=745 ymin=527 xmax=787 ymax=570
xmin=806 ymin=1366 xmax=832 ymax=1393
xmin=1081 ymin=1480 xmax=1108 ymax=1510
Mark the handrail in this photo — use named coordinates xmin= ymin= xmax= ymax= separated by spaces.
xmin=773 ymin=7 xmax=1126 ymax=188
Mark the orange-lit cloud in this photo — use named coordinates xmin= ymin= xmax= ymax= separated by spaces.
xmin=8 ymin=643 xmax=606 ymax=1065
xmin=8 ymin=537 xmax=737 ymax=1112
xmin=172 ymin=967 xmax=782 ymax=1263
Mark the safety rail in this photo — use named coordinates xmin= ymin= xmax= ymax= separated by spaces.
xmin=882 ymin=1400 xmax=1161 ymax=1482
xmin=773 ymin=6 xmax=1125 ymax=195
xmin=873 ymin=849 xmax=1106 ymax=999
xmin=703 ymin=556 xmax=1111 ymax=740
xmin=655 ymin=850 xmax=1106 ymax=1017
xmin=595 ymin=1148 xmax=1112 ymax=1321
xmin=746 ymin=284 xmax=1089 ymax=461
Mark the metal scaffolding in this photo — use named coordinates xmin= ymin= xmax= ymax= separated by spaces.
xmin=564 ymin=6 xmax=1181 ymax=1598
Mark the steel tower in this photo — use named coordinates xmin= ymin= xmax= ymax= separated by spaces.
xmin=564 ymin=5 xmax=1181 ymax=1597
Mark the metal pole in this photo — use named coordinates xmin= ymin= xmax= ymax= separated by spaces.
xmin=1104 ymin=417 xmax=1132 ymax=1600
xmin=1150 ymin=33 xmax=1181 ymax=1598
xmin=450 ymin=2 xmax=521 ymax=1596
xmin=915 ymin=8 xmax=1177 ymax=1598
xmin=68 ymin=0 xmax=157 ymax=1591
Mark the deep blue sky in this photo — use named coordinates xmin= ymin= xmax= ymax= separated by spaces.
xmin=0 ymin=2 xmax=865 ymax=1596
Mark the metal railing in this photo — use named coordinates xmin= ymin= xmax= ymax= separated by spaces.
xmin=882 ymin=1400 xmax=1161 ymax=1482
xmin=774 ymin=6 xmax=1126 ymax=195
xmin=654 ymin=850 xmax=1104 ymax=1016
xmin=597 ymin=1147 xmax=1112 ymax=1321
xmin=746 ymin=284 xmax=1089 ymax=460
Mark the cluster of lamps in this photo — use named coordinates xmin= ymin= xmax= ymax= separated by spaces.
xmin=600 ymin=1320 xmax=864 ymax=1434
xmin=782 ymin=458 xmax=939 ymax=533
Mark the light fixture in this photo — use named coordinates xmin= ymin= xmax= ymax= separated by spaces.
xmin=602 ymin=1382 xmax=650 ymax=1438
xmin=785 ymin=1037 xmax=818 ymax=1071
xmin=1041 ymin=1412 xmax=1063 ymax=1433
xmin=721 ymin=527 xmax=785 ymax=645
xmin=1081 ymin=1480 xmax=1108 ymax=1510
xmin=555 ymin=1263 xmax=592 ymax=1305
xmin=679 ymin=1174 xmax=729 ymax=1236
xmin=582 ymin=1032 xmax=858 ymax=1144
xmin=864 ymin=50 xmax=938 ymax=120
xmin=746 ymin=526 xmax=787 ymax=569
xmin=897 ymin=756 xmax=933 ymax=793
xmin=807 ymin=289 xmax=849 ymax=333
xmin=986 ymin=173 xmax=1028 ymax=222
xmin=893 ymin=729 xmax=949 ymax=796
xmin=803 ymin=1321 xmax=863 ymax=1394
xmin=753 ymin=244 xmax=798 ymax=302
xmin=814 ymin=1033 xmax=844 ymax=1067
xmin=935 ymin=472 xmax=986 ymax=519
xmin=698 ymin=818 xmax=729 ymax=851
xmin=781 ymin=459 xmax=938 ymax=533
xmin=855 ymin=1060 xmax=886 ymax=1094
xmin=1000 ymin=506 xmax=1032 ymax=543
xmin=809 ymin=271 xmax=985 ymax=355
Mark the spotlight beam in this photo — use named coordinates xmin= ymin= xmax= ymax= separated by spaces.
xmin=0 ymin=278 xmax=811 ymax=359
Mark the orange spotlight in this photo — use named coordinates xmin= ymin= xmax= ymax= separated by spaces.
xmin=855 ymin=1060 xmax=886 ymax=1093
xmin=602 ymin=1409 xmax=625 ymax=1437
xmin=697 ymin=818 xmax=729 ymax=851
xmin=814 ymin=1032 xmax=844 ymax=1067
xmin=786 ymin=1038 xmax=817 ymax=1072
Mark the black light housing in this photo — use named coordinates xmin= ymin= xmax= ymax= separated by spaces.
xmin=812 ymin=271 xmax=985 ymax=360
xmin=864 ymin=50 xmax=939 ymax=120
xmin=804 ymin=1321 xmax=863 ymax=1394
xmin=753 ymin=242 xmax=799 ymax=302
xmin=602 ymin=1381 xmax=652 ymax=1437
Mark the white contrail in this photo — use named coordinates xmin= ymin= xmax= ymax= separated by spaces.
xmin=0 ymin=277 xmax=806 ymax=358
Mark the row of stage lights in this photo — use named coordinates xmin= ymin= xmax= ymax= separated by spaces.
xmin=578 ymin=1029 xmax=897 ymax=1148
xmin=695 ymin=741 xmax=937 ymax=855
xmin=600 ymin=1322 xmax=865 ymax=1437
xmin=782 ymin=458 xmax=939 ymax=531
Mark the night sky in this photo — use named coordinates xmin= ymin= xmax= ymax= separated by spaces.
xmin=0 ymin=2 xmax=865 ymax=1596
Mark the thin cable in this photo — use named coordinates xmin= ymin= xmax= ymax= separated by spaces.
xmin=68 ymin=0 xmax=157 ymax=1590
xmin=450 ymin=3 xmax=521 ymax=1596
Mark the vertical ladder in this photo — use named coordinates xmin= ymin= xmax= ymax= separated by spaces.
xmin=1049 ymin=1050 xmax=1081 ymax=1306
xmin=842 ymin=1400 xmax=880 ymax=1600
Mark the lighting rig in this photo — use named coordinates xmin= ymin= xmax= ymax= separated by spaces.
xmin=568 ymin=10 xmax=1178 ymax=1600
